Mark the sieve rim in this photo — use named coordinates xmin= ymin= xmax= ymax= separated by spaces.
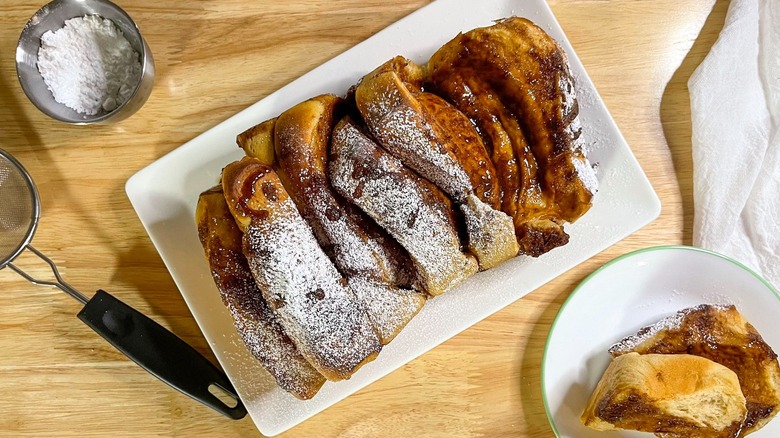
xmin=0 ymin=148 xmax=41 ymax=268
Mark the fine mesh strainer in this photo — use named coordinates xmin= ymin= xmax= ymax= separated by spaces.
xmin=0 ymin=148 xmax=245 ymax=419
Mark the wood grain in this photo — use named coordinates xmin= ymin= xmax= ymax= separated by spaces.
xmin=0 ymin=0 xmax=727 ymax=436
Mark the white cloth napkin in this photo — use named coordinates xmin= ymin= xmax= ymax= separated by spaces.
xmin=689 ymin=0 xmax=780 ymax=287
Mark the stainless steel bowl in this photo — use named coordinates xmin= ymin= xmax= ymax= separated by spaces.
xmin=16 ymin=0 xmax=154 ymax=124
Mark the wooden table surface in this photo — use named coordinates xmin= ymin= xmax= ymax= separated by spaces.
xmin=0 ymin=0 xmax=728 ymax=436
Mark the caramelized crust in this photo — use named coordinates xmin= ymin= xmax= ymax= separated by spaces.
xmin=611 ymin=304 xmax=780 ymax=436
xmin=355 ymin=56 xmax=518 ymax=268
xmin=355 ymin=56 xmax=500 ymax=208
xmin=416 ymin=92 xmax=501 ymax=209
xmin=221 ymin=158 xmax=381 ymax=381
xmin=196 ymin=187 xmax=325 ymax=399
xmin=427 ymin=17 xmax=597 ymax=256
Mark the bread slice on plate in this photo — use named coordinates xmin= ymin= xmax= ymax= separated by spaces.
xmin=610 ymin=304 xmax=780 ymax=435
xmin=582 ymin=352 xmax=747 ymax=437
xmin=272 ymin=94 xmax=417 ymax=288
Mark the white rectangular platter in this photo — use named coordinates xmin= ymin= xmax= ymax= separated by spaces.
xmin=125 ymin=0 xmax=662 ymax=435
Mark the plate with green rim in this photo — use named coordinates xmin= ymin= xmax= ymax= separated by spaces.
xmin=542 ymin=245 xmax=780 ymax=437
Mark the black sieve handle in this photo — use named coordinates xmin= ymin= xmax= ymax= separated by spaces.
xmin=76 ymin=290 xmax=246 ymax=419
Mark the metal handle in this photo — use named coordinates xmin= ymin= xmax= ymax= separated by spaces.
xmin=78 ymin=290 xmax=247 ymax=419
xmin=7 ymin=245 xmax=89 ymax=304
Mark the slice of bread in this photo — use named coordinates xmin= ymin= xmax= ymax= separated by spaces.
xmin=272 ymin=94 xmax=417 ymax=288
xmin=195 ymin=187 xmax=325 ymax=399
xmin=427 ymin=17 xmax=597 ymax=257
xmin=354 ymin=56 xmax=518 ymax=269
xmin=272 ymin=95 xmax=425 ymax=344
xmin=328 ymin=116 xmax=478 ymax=296
xmin=222 ymin=158 xmax=382 ymax=381
xmin=582 ymin=352 xmax=746 ymax=437
xmin=610 ymin=304 xmax=780 ymax=435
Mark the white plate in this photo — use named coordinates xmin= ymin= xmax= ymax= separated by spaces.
xmin=125 ymin=0 xmax=661 ymax=435
xmin=542 ymin=246 xmax=780 ymax=437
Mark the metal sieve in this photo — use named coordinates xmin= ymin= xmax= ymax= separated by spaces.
xmin=0 ymin=150 xmax=38 ymax=267
xmin=0 ymin=148 xmax=245 ymax=419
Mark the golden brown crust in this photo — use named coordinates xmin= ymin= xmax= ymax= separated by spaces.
xmin=610 ymin=304 xmax=780 ymax=436
xmin=196 ymin=187 xmax=325 ymax=399
xmin=427 ymin=16 xmax=597 ymax=257
xmin=355 ymin=56 xmax=518 ymax=268
xmin=414 ymin=91 xmax=501 ymax=210
xmin=237 ymin=118 xmax=277 ymax=165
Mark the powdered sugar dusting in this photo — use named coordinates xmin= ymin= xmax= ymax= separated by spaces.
xmin=573 ymin=155 xmax=598 ymax=195
xmin=305 ymin=188 xmax=414 ymax=287
xmin=241 ymin=175 xmax=381 ymax=380
xmin=347 ymin=277 xmax=425 ymax=344
xmin=329 ymin=119 xmax=478 ymax=295
xmin=278 ymin=160 xmax=422 ymax=342
xmin=197 ymin=189 xmax=324 ymax=399
xmin=551 ymin=47 xmax=600 ymax=204
xmin=372 ymin=104 xmax=473 ymax=203
xmin=609 ymin=310 xmax=686 ymax=354
xmin=460 ymin=194 xmax=518 ymax=269
xmin=226 ymin=296 xmax=325 ymax=399
xmin=558 ymin=68 xmax=577 ymax=118
xmin=565 ymin=96 xmax=598 ymax=196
